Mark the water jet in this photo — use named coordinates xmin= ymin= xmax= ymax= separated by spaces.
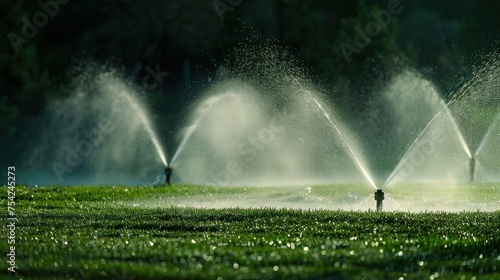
xmin=25 ymin=70 xmax=168 ymax=185
xmin=378 ymin=71 xmax=474 ymax=188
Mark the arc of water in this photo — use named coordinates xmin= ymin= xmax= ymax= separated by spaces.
xmin=382 ymin=100 xmax=473 ymax=189
xmin=449 ymin=53 xmax=499 ymax=106
xmin=441 ymin=101 xmax=472 ymax=159
xmin=288 ymin=77 xmax=377 ymax=189
xmin=170 ymin=119 xmax=201 ymax=165
xmin=307 ymin=93 xmax=377 ymax=189
xmin=169 ymin=93 xmax=238 ymax=166
xmin=121 ymin=91 xmax=168 ymax=166
xmin=382 ymin=111 xmax=443 ymax=189
xmin=475 ymin=110 xmax=500 ymax=156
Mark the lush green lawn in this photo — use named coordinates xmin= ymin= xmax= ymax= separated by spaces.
xmin=2 ymin=185 xmax=500 ymax=279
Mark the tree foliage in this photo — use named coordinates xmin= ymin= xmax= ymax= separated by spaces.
xmin=0 ymin=0 xmax=497 ymax=150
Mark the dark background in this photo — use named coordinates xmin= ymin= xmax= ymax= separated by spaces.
xmin=1 ymin=0 xmax=498 ymax=169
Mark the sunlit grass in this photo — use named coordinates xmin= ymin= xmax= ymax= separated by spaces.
xmin=3 ymin=185 xmax=500 ymax=279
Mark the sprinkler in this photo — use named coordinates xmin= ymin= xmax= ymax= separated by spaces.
xmin=374 ymin=190 xmax=384 ymax=212
xmin=469 ymin=157 xmax=476 ymax=183
xmin=165 ymin=166 xmax=172 ymax=185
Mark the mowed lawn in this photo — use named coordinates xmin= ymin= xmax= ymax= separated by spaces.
xmin=2 ymin=185 xmax=500 ymax=279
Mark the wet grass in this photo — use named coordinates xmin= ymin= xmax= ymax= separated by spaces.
xmin=2 ymin=185 xmax=500 ymax=279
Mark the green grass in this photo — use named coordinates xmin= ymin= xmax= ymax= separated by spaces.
xmin=2 ymin=184 xmax=500 ymax=279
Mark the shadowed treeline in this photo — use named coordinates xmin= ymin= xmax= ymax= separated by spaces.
xmin=0 ymin=0 xmax=498 ymax=182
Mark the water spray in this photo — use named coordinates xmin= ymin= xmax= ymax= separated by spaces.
xmin=121 ymin=91 xmax=168 ymax=167
xmin=288 ymin=76 xmax=377 ymax=189
xmin=374 ymin=190 xmax=384 ymax=212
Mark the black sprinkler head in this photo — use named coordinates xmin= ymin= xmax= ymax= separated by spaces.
xmin=469 ymin=157 xmax=476 ymax=183
xmin=374 ymin=190 xmax=384 ymax=212
xmin=165 ymin=166 xmax=172 ymax=185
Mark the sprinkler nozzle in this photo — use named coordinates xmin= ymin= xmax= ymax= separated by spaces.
xmin=374 ymin=190 xmax=384 ymax=212
xmin=165 ymin=166 xmax=172 ymax=185
xmin=469 ymin=157 xmax=476 ymax=183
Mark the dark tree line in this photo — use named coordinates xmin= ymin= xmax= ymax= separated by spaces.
xmin=0 ymin=0 xmax=498 ymax=152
